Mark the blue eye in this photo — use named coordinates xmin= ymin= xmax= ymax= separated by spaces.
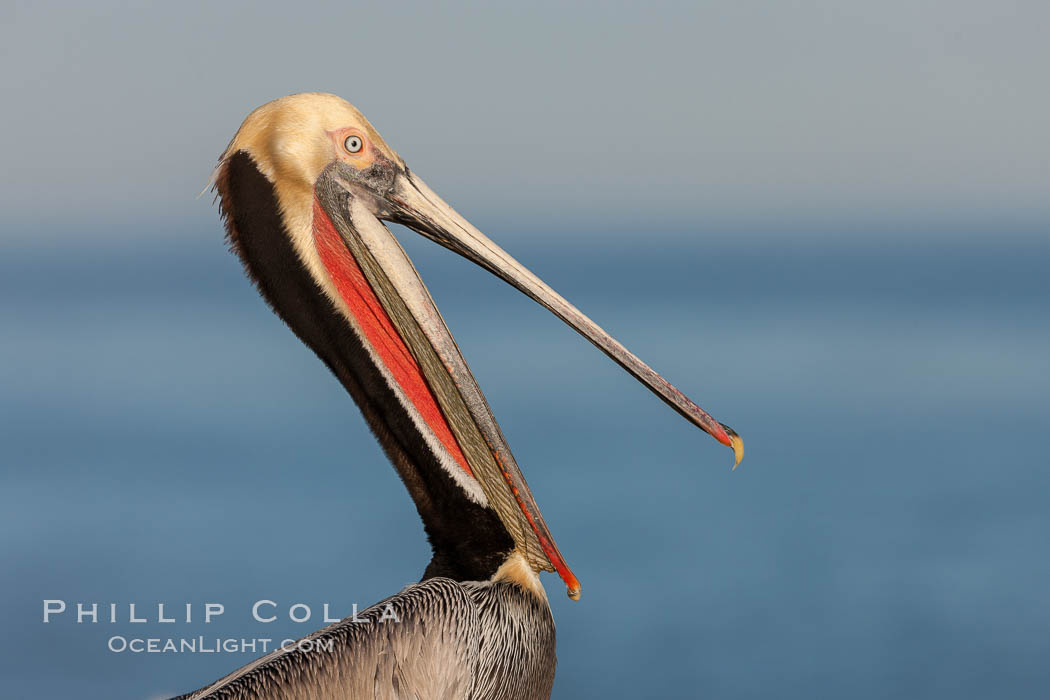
xmin=344 ymin=135 xmax=363 ymax=153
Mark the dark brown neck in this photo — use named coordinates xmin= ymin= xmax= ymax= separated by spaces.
xmin=217 ymin=151 xmax=514 ymax=582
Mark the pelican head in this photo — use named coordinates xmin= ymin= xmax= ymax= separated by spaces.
xmin=212 ymin=93 xmax=742 ymax=600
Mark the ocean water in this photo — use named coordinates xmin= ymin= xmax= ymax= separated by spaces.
xmin=1 ymin=226 xmax=1047 ymax=698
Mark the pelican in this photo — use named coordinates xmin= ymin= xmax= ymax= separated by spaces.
xmin=173 ymin=93 xmax=743 ymax=699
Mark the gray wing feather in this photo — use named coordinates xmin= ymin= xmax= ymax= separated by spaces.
xmin=173 ymin=578 xmax=480 ymax=700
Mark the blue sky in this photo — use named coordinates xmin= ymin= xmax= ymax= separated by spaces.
xmin=3 ymin=1 xmax=1048 ymax=241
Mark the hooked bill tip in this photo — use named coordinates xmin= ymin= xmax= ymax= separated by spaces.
xmin=567 ymin=585 xmax=581 ymax=601
xmin=719 ymin=423 xmax=744 ymax=470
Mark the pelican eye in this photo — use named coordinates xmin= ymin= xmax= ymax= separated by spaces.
xmin=344 ymin=135 xmax=363 ymax=154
